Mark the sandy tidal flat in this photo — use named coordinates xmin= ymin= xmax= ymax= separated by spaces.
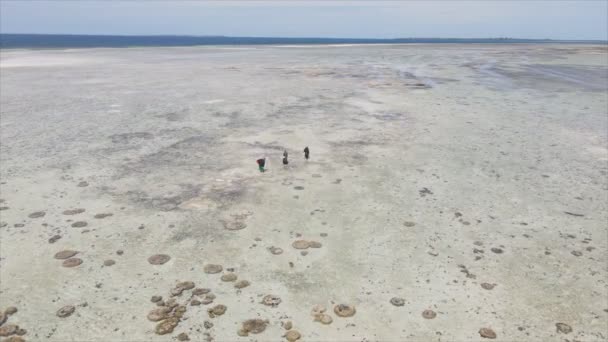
xmin=0 ymin=44 xmax=607 ymax=341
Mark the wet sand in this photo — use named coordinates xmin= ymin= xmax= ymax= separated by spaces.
xmin=0 ymin=44 xmax=607 ymax=341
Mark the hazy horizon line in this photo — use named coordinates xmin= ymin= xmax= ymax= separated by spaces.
xmin=2 ymin=33 xmax=607 ymax=42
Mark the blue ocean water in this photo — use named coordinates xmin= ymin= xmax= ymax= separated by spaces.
xmin=1 ymin=34 xmax=601 ymax=49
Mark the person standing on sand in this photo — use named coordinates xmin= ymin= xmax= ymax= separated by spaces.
xmin=304 ymin=147 xmax=310 ymax=160
xmin=256 ymin=157 xmax=266 ymax=172
xmin=283 ymin=150 xmax=289 ymax=165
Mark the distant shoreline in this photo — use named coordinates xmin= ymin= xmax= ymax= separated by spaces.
xmin=1 ymin=34 xmax=606 ymax=49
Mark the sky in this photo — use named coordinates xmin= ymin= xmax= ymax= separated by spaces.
xmin=1 ymin=0 xmax=607 ymax=40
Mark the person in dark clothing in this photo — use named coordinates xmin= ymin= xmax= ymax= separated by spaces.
xmin=256 ymin=158 xmax=266 ymax=172
xmin=303 ymin=146 xmax=310 ymax=160
xmin=282 ymin=150 xmax=289 ymax=165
